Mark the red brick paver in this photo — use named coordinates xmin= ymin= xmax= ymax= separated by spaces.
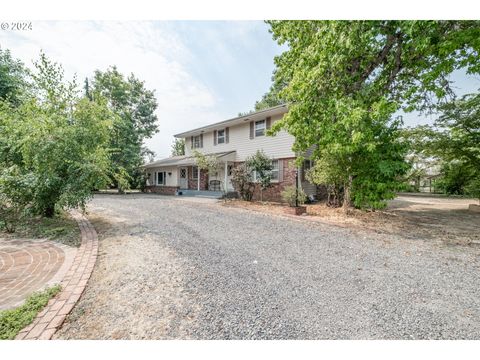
xmin=15 ymin=211 xmax=98 ymax=340
xmin=0 ymin=240 xmax=75 ymax=310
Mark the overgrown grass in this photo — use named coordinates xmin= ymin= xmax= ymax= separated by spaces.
xmin=0 ymin=285 xmax=61 ymax=340
xmin=1 ymin=211 xmax=80 ymax=247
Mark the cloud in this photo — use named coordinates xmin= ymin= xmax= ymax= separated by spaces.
xmin=0 ymin=21 xmax=224 ymax=158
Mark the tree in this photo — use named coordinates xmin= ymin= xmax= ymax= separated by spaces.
xmin=306 ymin=152 xmax=346 ymax=207
xmin=0 ymin=53 xmax=113 ymax=218
xmin=254 ymin=79 xmax=285 ymax=111
xmin=91 ymin=66 xmax=158 ymax=191
xmin=171 ymin=138 xmax=185 ymax=156
xmin=433 ymin=93 xmax=480 ymax=171
xmin=246 ymin=150 xmax=274 ymax=202
xmin=0 ymin=49 xmax=28 ymax=106
xmin=416 ymin=93 xmax=480 ymax=200
xmin=266 ymin=20 xmax=480 ymax=210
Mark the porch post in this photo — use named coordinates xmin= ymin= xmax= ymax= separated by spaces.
xmin=197 ymin=168 xmax=200 ymax=191
xmin=224 ymin=161 xmax=228 ymax=193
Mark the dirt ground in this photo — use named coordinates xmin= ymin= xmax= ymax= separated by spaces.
xmin=223 ymin=194 xmax=480 ymax=247
xmin=55 ymin=208 xmax=200 ymax=339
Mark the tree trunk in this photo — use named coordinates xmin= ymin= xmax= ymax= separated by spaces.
xmin=343 ymin=175 xmax=353 ymax=213
xmin=44 ymin=204 xmax=55 ymax=218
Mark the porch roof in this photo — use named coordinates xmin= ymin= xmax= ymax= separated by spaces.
xmin=142 ymin=151 xmax=236 ymax=169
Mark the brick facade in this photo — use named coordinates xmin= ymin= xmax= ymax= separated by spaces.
xmin=233 ymin=158 xmax=298 ymax=203
xmin=145 ymin=185 xmax=179 ymax=195
xmin=187 ymin=166 xmax=208 ymax=190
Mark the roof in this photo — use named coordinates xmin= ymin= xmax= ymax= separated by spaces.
xmin=142 ymin=151 xmax=236 ymax=169
xmin=174 ymin=104 xmax=288 ymax=138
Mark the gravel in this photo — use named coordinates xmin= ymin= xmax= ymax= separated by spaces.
xmin=57 ymin=194 xmax=480 ymax=339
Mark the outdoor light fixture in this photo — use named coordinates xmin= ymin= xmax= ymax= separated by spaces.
xmin=168 ymin=172 xmax=172 ymax=176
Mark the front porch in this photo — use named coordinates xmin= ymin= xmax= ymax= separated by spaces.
xmin=177 ymin=189 xmax=224 ymax=199
xmin=143 ymin=151 xmax=236 ymax=195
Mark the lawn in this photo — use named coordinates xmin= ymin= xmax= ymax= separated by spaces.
xmin=0 ymin=285 xmax=61 ymax=340
xmin=0 ymin=211 xmax=81 ymax=247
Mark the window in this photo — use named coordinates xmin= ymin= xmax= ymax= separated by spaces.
xmin=193 ymin=135 xmax=201 ymax=149
xmin=271 ymin=160 xmax=279 ymax=181
xmin=255 ymin=120 xmax=266 ymax=137
xmin=217 ymin=129 xmax=225 ymax=144
xmin=302 ymin=159 xmax=313 ymax=181
xmin=227 ymin=164 xmax=233 ymax=176
xmin=251 ymin=160 xmax=279 ymax=182
xmin=156 ymin=171 xmax=166 ymax=185
xmin=192 ymin=166 xmax=198 ymax=180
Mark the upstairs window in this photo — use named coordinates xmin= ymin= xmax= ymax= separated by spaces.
xmin=255 ymin=120 xmax=266 ymax=137
xmin=193 ymin=135 xmax=201 ymax=149
xmin=217 ymin=129 xmax=225 ymax=144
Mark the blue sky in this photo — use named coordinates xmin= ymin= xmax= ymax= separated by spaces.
xmin=1 ymin=21 xmax=479 ymax=158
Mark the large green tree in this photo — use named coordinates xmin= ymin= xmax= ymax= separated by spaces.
xmin=171 ymin=138 xmax=185 ymax=156
xmin=407 ymin=93 xmax=480 ymax=199
xmin=91 ymin=66 xmax=158 ymax=191
xmin=266 ymin=20 xmax=480 ymax=210
xmin=0 ymin=53 xmax=113 ymax=217
xmin=0 ymin=49 xmax=28 ymax=106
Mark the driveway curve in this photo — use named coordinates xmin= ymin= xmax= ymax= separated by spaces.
xmin=56 ymin=194 xmax=480 ymax=339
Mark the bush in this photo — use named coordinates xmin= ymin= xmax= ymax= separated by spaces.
xmin=231 ymin=164 xmax=255 ymax=201
xmin=281 ymin=185 xmax=307 ymax=207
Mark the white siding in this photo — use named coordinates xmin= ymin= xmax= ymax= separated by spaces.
xmin=184 ymin=114 xmax=295 ymax=161
xmin=147 ymin=166 xmax=178 ymax=187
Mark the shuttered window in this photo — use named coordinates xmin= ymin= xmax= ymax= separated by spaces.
xmin=255 ymin=120 xmax=266 ymax=137
xmin=217 ymin=129 xmax=225 ymax=144
xmin=193 ymin=135 xmax=202 ymax=148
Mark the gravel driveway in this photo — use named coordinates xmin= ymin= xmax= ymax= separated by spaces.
xmin=57 ymin=194 xmax=480 ymax=339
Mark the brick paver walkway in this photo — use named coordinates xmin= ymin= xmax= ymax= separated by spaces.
xmin=15 ymin=211 xmax=98 ymax=340
xmin=0 ymin=240 xmax=76 ymax=310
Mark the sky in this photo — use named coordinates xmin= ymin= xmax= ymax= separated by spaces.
xmin=1 ymin=21 xmax=479 ymax=159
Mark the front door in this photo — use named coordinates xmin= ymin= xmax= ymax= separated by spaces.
xmin=226 ymin=164 xmax=234 ymax=191
xmin=179 ymin=167 xmax=188 ymax=189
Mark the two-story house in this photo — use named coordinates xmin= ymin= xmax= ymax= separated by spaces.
xmin=143 ymin=104 xmax=316 ymax=201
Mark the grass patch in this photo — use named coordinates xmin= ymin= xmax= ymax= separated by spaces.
xmin=0 ymin=285 xmax=61 ymax=340
xmin=1 ymin=211 xmax=81 ymax=247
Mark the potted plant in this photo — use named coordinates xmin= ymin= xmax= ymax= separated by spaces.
xmin=281 ymin=185 xmax=307 ymax=215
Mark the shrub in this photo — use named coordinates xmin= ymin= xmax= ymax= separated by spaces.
xmin=231 ymin=164 xmax=255 ymax=201
xmin=246 ymin=150 xmax=273 ymax=202
xmin=281 ymin=185 xmax=307 ymax=207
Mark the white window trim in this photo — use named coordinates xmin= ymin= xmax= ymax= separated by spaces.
xmin=251 ymin=160 xmax=279 ymax=183
xmin=217 ymin=129 xmax=225 ymax=144
xmin=271 ymin=160 xmax=279 ymax=182
xmin=254 ymin=119 xmax=266 ymax=137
